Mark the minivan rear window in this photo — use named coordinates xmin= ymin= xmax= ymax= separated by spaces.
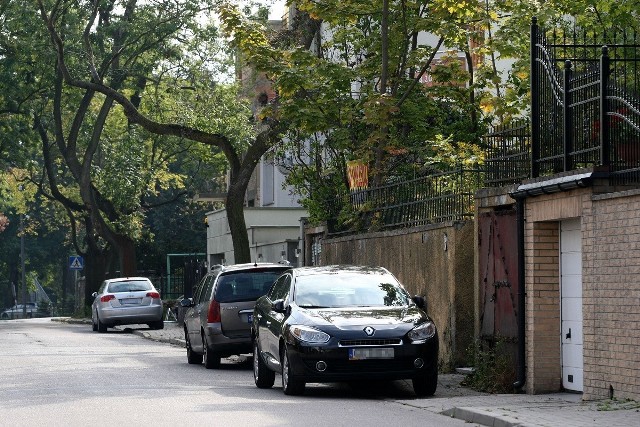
xmin=214 ymin=269 xmax=286 ymax=303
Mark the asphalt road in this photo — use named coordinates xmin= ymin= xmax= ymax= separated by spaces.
xmin=0 ymin=318 xmax=479 ymax=427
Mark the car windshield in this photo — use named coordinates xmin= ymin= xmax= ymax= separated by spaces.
xmin=107 ymin=280 xmax=153 ymax=293
xmin=214 ymin=270 xmax=285 ymax=303
xmin=294 ymin=272 xmax=411 ymax=308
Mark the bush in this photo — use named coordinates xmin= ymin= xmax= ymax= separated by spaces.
xmin=462 ymin=337 xmax=516 ymax=394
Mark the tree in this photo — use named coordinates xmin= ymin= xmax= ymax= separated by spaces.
xmin=217 ymin=1 xmax=483 ymax=226
xmin=2 ymin=0 xmax=277 ymax=300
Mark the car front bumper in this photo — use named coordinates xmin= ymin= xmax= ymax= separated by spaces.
xmin=285 ymin=336 xmax=439 ymax=383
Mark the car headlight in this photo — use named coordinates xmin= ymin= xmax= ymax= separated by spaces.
xmin=408 ymin=321 xmax=436 ymax=343
xmin=289 ymin=325 xmax=330 ymax=344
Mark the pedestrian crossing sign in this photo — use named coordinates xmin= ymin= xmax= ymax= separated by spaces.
xmin=69 ymin=255 xmax=84 ymax=270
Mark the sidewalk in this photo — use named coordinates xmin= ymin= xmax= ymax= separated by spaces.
xmin=60 ymin=318 xmax=640 ymax=427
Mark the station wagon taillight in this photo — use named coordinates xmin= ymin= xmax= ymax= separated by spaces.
xmin=207 ymin=300 xmax=221 ymax=323
xmin=146 ymin=292 xmax=160 ymax=299
xmin=100 ymin=295 xmax=115 ymax=303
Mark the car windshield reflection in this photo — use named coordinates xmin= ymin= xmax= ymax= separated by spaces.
xmin=294 ymin=274 xmax=410 ymax=308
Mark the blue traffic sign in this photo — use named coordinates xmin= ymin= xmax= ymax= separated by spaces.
xmin=69 ymin=255 xmax=84 ymax=270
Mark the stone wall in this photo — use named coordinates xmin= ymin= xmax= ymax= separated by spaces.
xmin=319 ymin=221 xmax=475 ymax=371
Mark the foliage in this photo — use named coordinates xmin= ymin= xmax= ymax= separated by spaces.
xmin=462 ymin=338 xmax=516 ymax=394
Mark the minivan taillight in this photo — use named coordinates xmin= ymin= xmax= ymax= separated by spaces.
xmin=100 ymin=295 xmax=115 ymax=303
xmin=207 ymin=300 xmax=221 ymax=323
xmin=146 ymin=292 xmax=160 ymax=299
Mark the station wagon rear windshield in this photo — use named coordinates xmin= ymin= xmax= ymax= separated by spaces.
xmin=108 ymin=280 xmax=153 ymax=293
xmin=214 ymin=269 xmax=286 ymax=303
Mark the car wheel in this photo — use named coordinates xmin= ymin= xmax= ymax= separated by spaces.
xmin=91 ymin=312 xmax=98 ymax=332
xmin=412 ymin=365 xmax=438 ymax=397
xmin=253 ymin=340 xmax=275 ymax=389
xmin=281 ymin=346 xmax=305 ymax=396
xmin=148 ymin=321 xmax=164 ymax=330
xmin=1 ymin=313 xmax=8 ymax=320
xmin=185 ymin=328 xmax=203 ymax=365
xmin=202 ymin=332 xmax=221 ymax=369
xmin=96 ymin=314 xmax=108 ymax=333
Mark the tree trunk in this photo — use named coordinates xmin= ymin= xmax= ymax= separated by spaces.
xmin=226 ymin=181 xmax=251 ymax=264
xmin=114 ymin=234 xmax=137 ymax=276
xmin=83 ymin=248 xmax=108 ymax=309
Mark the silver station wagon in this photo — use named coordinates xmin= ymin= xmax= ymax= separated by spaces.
xmin=91 ymin=277 xmax=164 ymax=332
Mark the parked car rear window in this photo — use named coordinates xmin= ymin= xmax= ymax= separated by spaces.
xmin=108 ymin=280 xmax=153 ymax=293
xmin=214 ymin=270 xmax=285 ymax=303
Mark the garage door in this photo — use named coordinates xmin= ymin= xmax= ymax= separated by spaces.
xmin=560 ymin=218 xmax=583 ymax=392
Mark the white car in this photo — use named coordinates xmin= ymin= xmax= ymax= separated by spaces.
xmin=1 ymin=303 xmax=38 ymax=319
xmin=91 ymin=277 xmax=164 ymax=332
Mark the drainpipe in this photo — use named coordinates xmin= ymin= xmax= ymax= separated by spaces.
xmin=513 ymin=196 xmax=526 ymax=391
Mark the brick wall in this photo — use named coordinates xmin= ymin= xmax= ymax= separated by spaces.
xmin=526 ymin=221 xmax=561 ymax=393
xmin=583 ymin=189 xmax=640 ymax=400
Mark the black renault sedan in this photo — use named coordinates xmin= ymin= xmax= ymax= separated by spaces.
xmin=252 ymin=265 xmax=438 ymax=396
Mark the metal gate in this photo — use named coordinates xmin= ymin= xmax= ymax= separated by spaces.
xmin=478 ymin=209 xmax=520 ymax=352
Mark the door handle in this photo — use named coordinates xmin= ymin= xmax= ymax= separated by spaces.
xmin=266 ymin=321 xmax=271 ymax=326
xmin=566 ymin=328 xmax=571 ymax=339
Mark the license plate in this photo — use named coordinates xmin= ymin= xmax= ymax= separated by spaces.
xmin=247 ymin=314 xmax=253 ymax=323
xmin=120 ymin=298 xmax=141 ymax=305
xmin=348 ymin=347 xmax=394 ymax=360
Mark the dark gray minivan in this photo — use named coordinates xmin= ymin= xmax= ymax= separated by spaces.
xmin=180 ymin=262 xmax=290 ymax=368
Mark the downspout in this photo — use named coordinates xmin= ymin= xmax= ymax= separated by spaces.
xmin=513 ymin=196 xmax=526 ymax=390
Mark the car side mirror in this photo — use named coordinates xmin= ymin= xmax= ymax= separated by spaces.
xmin=180 ymin=298 xmax=194 ymax=308
xmin=272 ymin=299 xmax=286 ymax=313
xmin=91 ymin=292 xmax=98 ymax=299
xmin=412 ymin=295 xmax=426 ymax=311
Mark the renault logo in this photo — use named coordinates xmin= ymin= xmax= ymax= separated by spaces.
xmin=363 ymin=326 xmax=375 ymax=336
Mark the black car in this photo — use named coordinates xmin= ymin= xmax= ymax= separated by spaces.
xmin=252 ymin=265 xmax=439 ymax=396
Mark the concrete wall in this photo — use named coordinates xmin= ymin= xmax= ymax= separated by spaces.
xmin=319 ymin=221 xmax=475 ymax=371
xmin=206 ymin=207 xmax=307 ymax=265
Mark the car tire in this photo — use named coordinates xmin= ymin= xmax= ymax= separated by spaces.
xmin=412 ymin=365 xmax=438 ymax=397
xmin=148 ymin=321 xmax=164 ymax=330
xmin=253 ymin=340 xmax=275 ymax=389
xmin=91 ymin=312 xmax=98 ymax=331
xmin=185 ymin=329 xmax=203 ymax=365
xmin=97 ymin=315 xmax=108 ymax=333
xmin=281 ymin=346 xmax=305 ymax=396
xmin=202 ymin=332 xmax=221 ymax=369
xmin=2 ymin=313 xmax=10 ymax=320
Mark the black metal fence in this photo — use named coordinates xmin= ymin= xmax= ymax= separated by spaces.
xmin=531 ymin=18 xmax=640 ymax=184
xmin=483 ymin=119 xmax=531 ymax=186
xmin=333 ymin=167 xmax=481 ymax=233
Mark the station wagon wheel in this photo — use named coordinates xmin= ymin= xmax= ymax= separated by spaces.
xmin=91 ymin=311 xmax=98 ymax=331
xmin=185 ymin=328 xmax=203 ymax=365
xmin=202 ymin=332 xmax=221 ymax=369
xmin=253 ymin=340 xmax=275 ymax=389
xmin=412 ymin=364 xmax=438 ymax=397
xmin=281 ymin=346 xmax=305 ymax=396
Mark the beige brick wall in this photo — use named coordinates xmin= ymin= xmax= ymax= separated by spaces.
xmin=583 ymin=190 xmax=640 ymax=400
xmin=522 ymin=187 xmax=640 ymax=400
xmin=525 ymin=220 xmax=562 ymax=393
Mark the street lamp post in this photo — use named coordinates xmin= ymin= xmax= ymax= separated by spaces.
xmin=20 ymin=213 xmax=26 ymax=319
